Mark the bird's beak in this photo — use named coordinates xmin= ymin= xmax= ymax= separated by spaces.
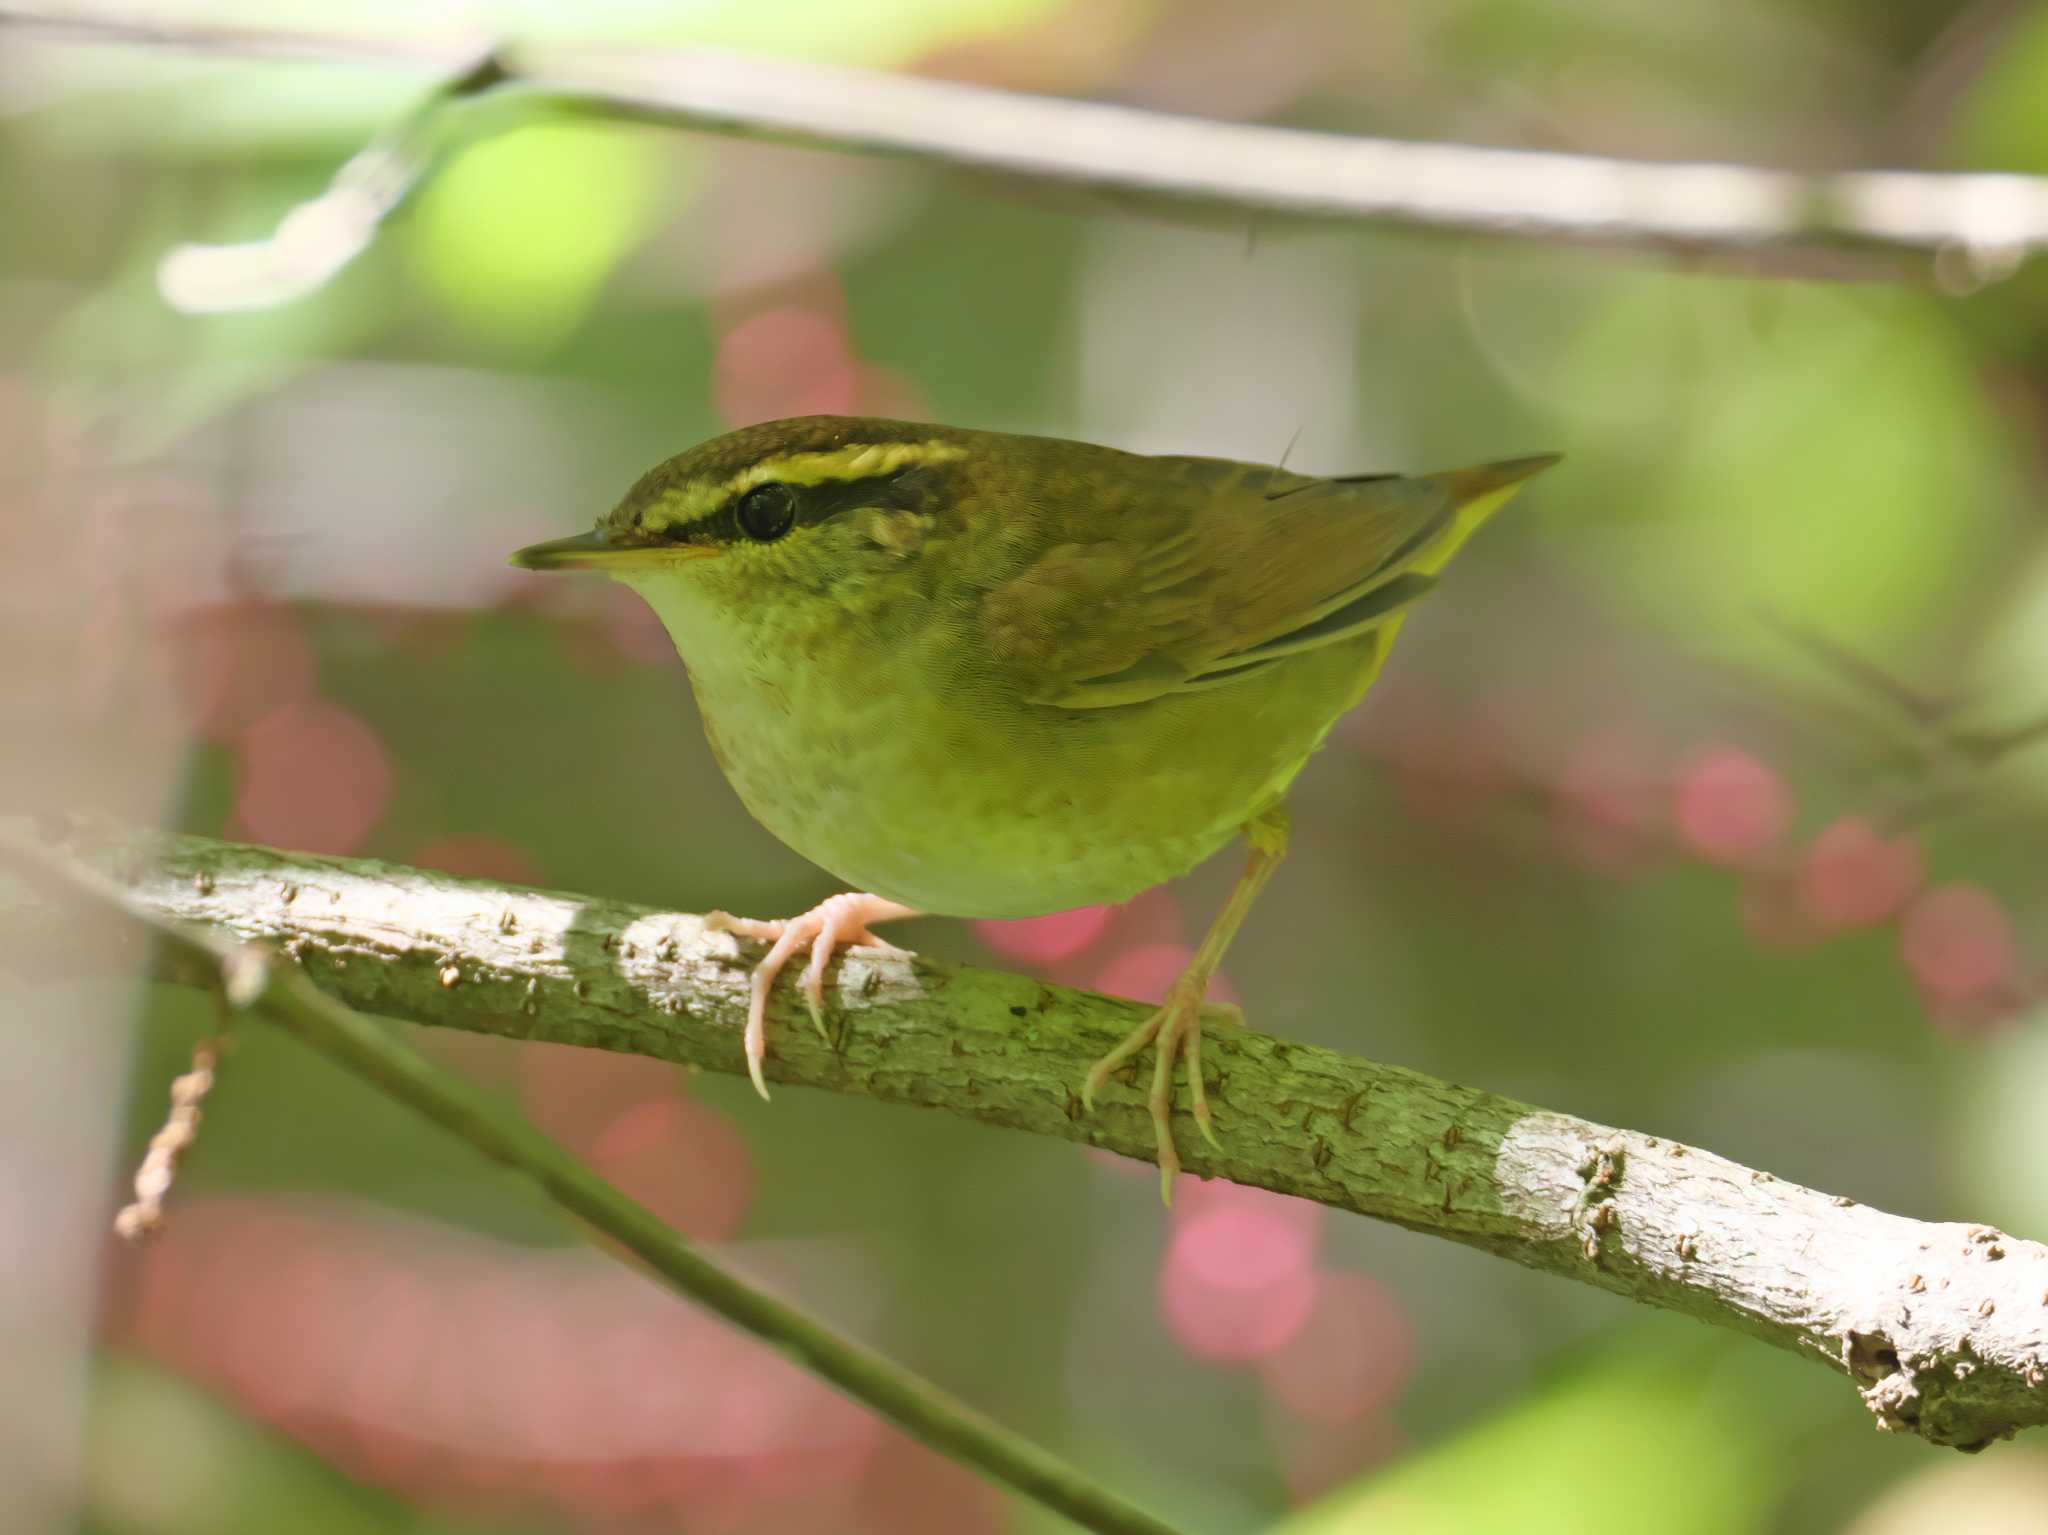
xmin=508 ymin=530 xmax=719 ymax=571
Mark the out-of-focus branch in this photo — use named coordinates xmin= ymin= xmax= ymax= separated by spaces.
xmin=1755 ymin=611 xmax=2048 ymax=838
xmin=6 ymin=5 xmax=2048 ymax=309
xmin=0 ymin=820 xmax=1179 ymax=1535
xmin=8 ymin=815 xmax=2048 ymax=1453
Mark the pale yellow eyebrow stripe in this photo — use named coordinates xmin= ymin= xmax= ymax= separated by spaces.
xmin=644 ymin=439 xmax=967 ymax=531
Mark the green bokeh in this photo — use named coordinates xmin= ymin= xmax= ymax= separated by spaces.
xmin=406 ymin=122 xmax=679 ymax=355
xmin=13 ymin=2 xmax=2048 ymax=1532
xmin=1274 ymin=1346 xmax=1777 ymax=1535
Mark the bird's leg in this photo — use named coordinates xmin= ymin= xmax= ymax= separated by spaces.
xmin=1082 ymin=804 xmax=1290 ymax=1201
xmin=705 ymin=893 xmax=918 ymax=1100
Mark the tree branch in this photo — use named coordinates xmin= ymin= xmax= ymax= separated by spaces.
xmin=0 ymin=818 xmax=1180 ymax=1535
xmin=7 ymin=3 xmax=2048 ymax=308
xmin=7 ymin=815 xmax=2048 ymax=1452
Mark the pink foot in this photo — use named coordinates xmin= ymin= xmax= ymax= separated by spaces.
xmin=706 ymin=893 xmax=917 ymax=1099
xmin=1081 ymin=972 xmax=1241 ymax=1203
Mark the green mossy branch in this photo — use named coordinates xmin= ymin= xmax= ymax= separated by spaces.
xmin=1 ymin=819 xmax=1180 ymax=1535
xmin=8 ymin=815 xmax=2048 ymax=1455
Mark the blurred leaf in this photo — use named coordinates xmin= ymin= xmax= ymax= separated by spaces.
xmin=1841 ymin=1444 xmax=2048 ymax=1534
xmin=1564 ymin=281 xmax=2018 ymax=666
xmin=1975 ymin=542 xmax=2048 ymax=711
xmin=1955 ymin=1016 xmax=2048 ymax=1237
xmin=1270 ymin=1347 xmax=1774 ymax=1535
xmin=86 ymin=1358 xmax=510 ymax=1535
xmin=404 ymin=121 xmax=677 ymax=354
xmin=1952 ymin=0 xmax=2048 ymax=173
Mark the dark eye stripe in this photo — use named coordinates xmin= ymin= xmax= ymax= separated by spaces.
xmin=667 ymin=467 xmax=930 ymax=546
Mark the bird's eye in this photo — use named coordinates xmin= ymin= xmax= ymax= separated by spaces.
xmin=736 ymin=482 xmax=797 ymax=542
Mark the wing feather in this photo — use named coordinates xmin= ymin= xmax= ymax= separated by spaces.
xmin=986 ymin=453 xmax=1554 ymax=711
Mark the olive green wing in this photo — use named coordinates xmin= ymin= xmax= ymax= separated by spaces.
xmin=983 ymin=453 xmax=1556 ymax=710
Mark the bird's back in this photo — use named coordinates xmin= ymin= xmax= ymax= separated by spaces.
xmin=708 ymin=432 xmax=1553 ymax=916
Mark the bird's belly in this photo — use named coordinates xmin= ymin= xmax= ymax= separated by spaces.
xmin=688 ymin=636 xmax=1378 ymax=919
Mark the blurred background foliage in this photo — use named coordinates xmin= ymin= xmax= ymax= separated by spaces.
xmin=6 ymin=0 xmax=2048 ymax=1532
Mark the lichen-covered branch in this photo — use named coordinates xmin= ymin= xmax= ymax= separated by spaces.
xmin=8 ymin=3 xmax=2048 ymax=309
xmin=7 ymin=815 xmax=2048 ymax=1453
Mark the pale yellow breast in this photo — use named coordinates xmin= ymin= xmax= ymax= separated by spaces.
xmin=637 ymin=566 xmax=1379 ymax=917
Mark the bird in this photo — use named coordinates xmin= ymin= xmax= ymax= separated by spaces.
xmin=511 ymin=416 xmax=1557 ymax=1198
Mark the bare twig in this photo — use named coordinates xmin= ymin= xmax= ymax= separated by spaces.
xmin=152 ymin=49 xmax=510 ymax=313
xmin=1756 ymin=610 xmax=2048 ymax=834
xmin=1759 ymin=609 xmax=1959 ymax=733
xmin=0 ymin=822 xmax=1179 ymax=1535
xmin=112 ymin=1022 xmax=226 ymax=1240
xmin=7 ymin=814 xmax=2048 ymax=1452
xmin=7 ymin=4 xmax=2048 ymax=312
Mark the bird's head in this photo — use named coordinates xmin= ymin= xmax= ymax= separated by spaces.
xmin=510 ymin=416 xmax=979 ymax=651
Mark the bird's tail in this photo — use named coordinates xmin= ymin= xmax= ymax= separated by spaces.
xmin=1406 ymin=453 xmax=1561 ymax=579
xmin=1323 ymin=452 xmax=1561 ymax=719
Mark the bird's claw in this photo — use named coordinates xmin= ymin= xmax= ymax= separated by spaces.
xmin=707 ymin=894 xmax=916 ymax=1101
xmin=1082 ymin=976 xmax=1230 ymax=1203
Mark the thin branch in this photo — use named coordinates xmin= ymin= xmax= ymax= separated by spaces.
xmin=8 ymin=816 xmax=2048 ymax=1452
xmin=111 ymin=1021 xmax=227 ymax=1240
xmin=0 ymin=822 xmax=1179 ymax=1535
xmin=1754 ymin=609 xmax=2048 ymax=834
xmin=151 ymin=49 xmax=510 ymax=313
xmin=1758 ymin=608 xmax=1960 ymax=734
xmin=1964 ymin=712 xmax=2048 ymax=763
xmin=8 ymin=5 xmax=2048 ymax=311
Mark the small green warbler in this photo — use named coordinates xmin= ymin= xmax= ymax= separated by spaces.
xmin=513 ymin=416 xmax=1556 ymax=1196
